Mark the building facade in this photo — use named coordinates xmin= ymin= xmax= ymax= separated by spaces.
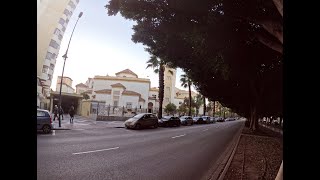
xmin=56 ymin=76 xmax=75 ymax=93
xmin=76 ymin=68 xmax=204 ymax=116
xmin=37 ymin=0 xmax=80 ymax=107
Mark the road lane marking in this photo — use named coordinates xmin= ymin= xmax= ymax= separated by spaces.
xmin=72 ymin=147 xmax=119 ymax=155
xmin=171 ymin=134 xmax=186 ymax=139
xmin=203 ymin=129 xmax=209 ymax=131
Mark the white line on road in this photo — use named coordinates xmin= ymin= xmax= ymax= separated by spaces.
xmin=171 ymin=134 xmax=186 ymax=139
xmin=72 ymin=147 xmax=119 ymax=155
xmin=203 ymin=129 xmax=209 ymax=131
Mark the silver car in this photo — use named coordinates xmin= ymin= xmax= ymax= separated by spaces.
xmin=179 ymin=116 xmax=193 ymax=125
xmin=37 ymin=109 xmax=53 ymax=133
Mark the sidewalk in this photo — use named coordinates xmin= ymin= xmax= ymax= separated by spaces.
xmin=51 ymin=114 xmax=125 ymax=130
xmin=223 ymin=124 xmax=283 ymax=180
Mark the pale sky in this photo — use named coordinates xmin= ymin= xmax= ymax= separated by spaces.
xmin=51 ymin=0 xmax=197 ymax=93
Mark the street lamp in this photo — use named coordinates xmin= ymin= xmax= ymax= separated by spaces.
xmin=58 ymin=12 xmax=83 ymax=127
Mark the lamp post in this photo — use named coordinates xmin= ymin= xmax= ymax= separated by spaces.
xmin=58 ymin=12 xmax=83 ymax=127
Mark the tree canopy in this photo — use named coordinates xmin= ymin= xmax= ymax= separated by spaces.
xmin=105 ymin=0 xmax=283 ymax=130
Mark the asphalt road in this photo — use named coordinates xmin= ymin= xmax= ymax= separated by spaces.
xmin=37 ymin=120 xmax=244 ymax=180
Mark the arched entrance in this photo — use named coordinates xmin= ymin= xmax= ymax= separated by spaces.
xmin=148 ymin=102 xmax=153 ymax=113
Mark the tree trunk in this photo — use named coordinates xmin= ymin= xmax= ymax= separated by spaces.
xmin=249 ymin=105 xmax=259 ymax=131
xmin=188 ymin=84 xmax=192 ymax=116
xmin=203 ymin=97 xmax=206 ymax=116
xmin=158 ymin=65 xmax=165 ymax=119
xmin=213 ymin=101 xmax=215 ymax=116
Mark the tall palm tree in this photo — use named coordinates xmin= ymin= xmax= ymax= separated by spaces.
xmin=203 ymin=96 xmax=206 ymax=116
xmin=146 ymin=55 xmax=173 ymax=119
xmin=194 ymin=94 xmax=202 ymax=116
xmin=180 ymin=73 xmax=193 ymax=116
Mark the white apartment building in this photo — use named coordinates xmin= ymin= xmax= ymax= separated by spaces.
xmin=37 ymin=0 xmax=80 ymax=107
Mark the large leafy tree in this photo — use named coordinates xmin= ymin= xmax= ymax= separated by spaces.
xmin=146 ymin=55 xmax=173 ymax=119
xmin=105 ymin=0 xmax=282 ymax=131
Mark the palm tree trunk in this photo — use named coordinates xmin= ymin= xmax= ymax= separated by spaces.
xmin=158 ymin=65 xmax=165 ymax=119
xmin=213 ymin=101 xmax=215 ymax=116
xmin=188 ymin=84 xmax=192 ymax=116
xmin=203 ymin=97 xmax=206 ymax=116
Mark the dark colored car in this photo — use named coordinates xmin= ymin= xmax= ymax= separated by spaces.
xmin=180 ymin=116 xmax=193 ymax=126
xmin=37 ymin=109 xmax=53 ymax=133
xmin=125 ymin=113 xmax=158 ymax=129
xmin=193 ymin=117 xmax=205 ymax=124
xmin=158 ymin=116 xmax=181 ymax=127
xmin=201 ymin=116 xmax=211 ymax=124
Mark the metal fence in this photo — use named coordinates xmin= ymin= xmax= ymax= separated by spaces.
xmin=92 ymin=104 xmax=159 ymax=117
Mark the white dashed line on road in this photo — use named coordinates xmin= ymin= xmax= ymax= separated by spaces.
xmin=203 ymin=129 xmax=209 ymax=131
xmin=72 ymin=147 xmax=120 ymax=155
xmin=171 ymin=134 xmax=186 ymax=139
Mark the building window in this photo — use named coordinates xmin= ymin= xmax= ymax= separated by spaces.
xmin=166 ymin=87 xmax=170 ymax=93
xmin=113 ymin=91 xmax=120 ymax=95
xmin=50 ymin=64 xmax=54 ymax=70
xmin=63 ymin=9 xmax=70 ymax=16
xmin=126 ymin=102 xmax=132 ymax=109
xmin=42 ymin=65 xmax=49 ymax=73
xmin=54 ymin=28 xmax=60 ymax=35
xmin=66 ymin=18 xmax=69 ymax=24
xmin=48 ymin=74 xmax=52 ymax=81
xmin=179 ymin=101 xmax=182 ymax=105
xmin=152 ymin=94 xmax=156 ymax=98
xmin=59 ymin=18 xmax=65 ymax=25
xmin=113 ymin=101 xmax=118 ymax=107
xmin=45 ymin=52 xmax=53 ymax=60
xmin=68 ymin=1 xmax=76 ymax=9
xmin=52 ymin=53 xmax=57 ymax=59
xmin=58 ymin=34 xmax=63 ymax=40
xmin=62 ymin=26 xmax=66 ymax=32
xmin=49 ymin=40 xmax=59 ymax=49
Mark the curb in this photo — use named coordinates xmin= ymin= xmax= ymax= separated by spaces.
xmin=53 ymin=128 xmax=71 ymax=130
xmin=216 ymin=122 xmax=244 ymax=180
xmin=206 ymin=122 xmax=244 ymax=180
xmin=218 ymin=132 xmax=242 ymax=180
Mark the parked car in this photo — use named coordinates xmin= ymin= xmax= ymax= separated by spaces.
xmin=225 ymin=117 xmax=236 ymax=121
xmin=193 ymin=116 xmax=205 ymax=124
xmin=209 ymin=116 xmax=216 ymax=123
xmin=37 ymin=109 xmax=53 ymax=134
xmin=180 ymin=116 xmax=193 ymax=126
xmin=158 ymin=116 xmax=181 ymax=127
xmin=216 ymin=117 xmax=225 ymax=122
xmin=125 ymin=113 xmax=158 ymax=129
xmin=201 ymin=116 xmax=211 ymax=124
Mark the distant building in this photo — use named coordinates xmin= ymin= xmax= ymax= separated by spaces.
xmin=76 ymin=68 xmax=204 ymax=117
xmin=56 ymin=76 xmax=75 ymax=93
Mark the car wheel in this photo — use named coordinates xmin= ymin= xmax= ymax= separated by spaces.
xmin=42 ymin=125 xmax=51 ymax=134
xmin=154 ymin=123 xmax=158 ymax=128
xmin=135 ymin=123 xmax=141 ymax=130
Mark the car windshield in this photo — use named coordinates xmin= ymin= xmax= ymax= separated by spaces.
xmin=162 ymin=116 xmax=171 ymax=119
xmin=132 ymin=113 xmax=147 ymax=119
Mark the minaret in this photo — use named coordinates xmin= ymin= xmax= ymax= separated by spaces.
xmin=163 ymin=66 xmax=176 ymax=107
